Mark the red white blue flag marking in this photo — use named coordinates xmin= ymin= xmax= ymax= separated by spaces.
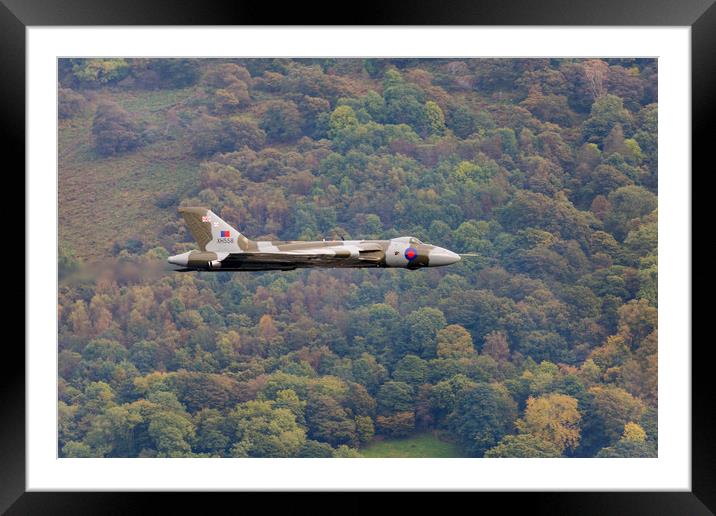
xmin=405 ymin=247 xmax=417 ymax=260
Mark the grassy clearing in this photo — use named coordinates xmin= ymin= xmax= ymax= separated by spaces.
xmin=360 ymin=433 xmax=466 ymax=458
xmin=114 ymin=87 xmax=196 ymax=119
xmin=58 ymin=88 xmax=200 ymax=261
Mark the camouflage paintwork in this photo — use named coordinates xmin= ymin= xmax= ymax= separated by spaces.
xmin=170 ymin=207 xmax=460 ymax=271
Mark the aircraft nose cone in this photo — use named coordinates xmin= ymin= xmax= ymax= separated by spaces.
xmin=429 ymin=247 xmax=461 ymax=266
xmin=168 ymin=252 xmax=189 ymax=267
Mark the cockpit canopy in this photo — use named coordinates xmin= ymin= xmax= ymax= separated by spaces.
xmin=394 ymin=236 xmax=424 ymax=245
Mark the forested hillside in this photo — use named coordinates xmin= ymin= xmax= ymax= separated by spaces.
xmin=58 ymin=58 xmax=658 ymax=458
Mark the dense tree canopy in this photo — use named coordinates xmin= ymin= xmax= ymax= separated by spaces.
xmin=58 ymin=58 xmax=658 ymax=458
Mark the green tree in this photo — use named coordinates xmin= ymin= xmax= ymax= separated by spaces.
xmin=273 ymin=388 xmax=307 ymax=426
xmin=392 ymin=355 xmax=429 ymax=385
xmin=597 ymin=422 xmax=656 ymax=457
xmin=604 ymin=186 xmax=657 ymax=240
xmin=145 ymin=391 xmax=195 ymax=457
xmin=485 ymin=433 xmax=562 ymax=458
xmin=329 ymin=105 xmax=360 ymax=135
xmin=582 ymin=94 xmax=632 ymax=144
xmin=305 ymin=394 xmax=358 ymax=447
xmin=588 ymin=385 xmax=645 ymax=445
xmin=148 ymin=409 xmax=195 ymax=457
xmin=228 ymin=399 xmax=306 ymax=457
xmin=355 ymin=415 xmax=375 ymax=444
xmin=449 ymin=383 xmax=517 ymax=457
xmin=130 ymin=340 xmax=159 ymax=374
xmin=352 ymin=353 xmax=388 ymax=394
xmin=518 ymin=331 xmax=569 ymax=364
xmin=62 ymin=441 xmax=97 ymax=458
xmin=427 ymin=375 xmax=477 ymax=423
xmin=382 ymin=71 xmax=429 ymax=134
xmin=334 ymin=445 xmax=362 ymax=457
xmin=402 ymin=307 xmax=447 ymax=358
xmin=72 ymin=58 xmax=130 ymax=87
xmin=297 ymin=440 xmax=334 ymax=458
xmin=194 ymin=408 xmax=230 ymax=455
xmin=596 ymin=439 xmax=657 ymax=458
xmin=259 ymin=100 xmax=303 ymax=142
xmin=446 ymin=105 xmax=477 ymax=138
xmin=84 ymin=404 xmax=143 ymax=457
xmin=377 ymin=381 xmax=415 ymax=415
xmin=348 ymin=304 xmax=401 ymax=358
xmin=425 ymin=101 xmax=446 ymax=136
xmin=150 ymin=58 xmax=201 ymax=88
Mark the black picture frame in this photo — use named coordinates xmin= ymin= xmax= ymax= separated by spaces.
xmin=5 ymin=0 xmax=708 ymax=512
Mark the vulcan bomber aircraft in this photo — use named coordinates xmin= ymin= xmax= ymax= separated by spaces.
xmin=168 ymin=207 xmax=461 ymax=272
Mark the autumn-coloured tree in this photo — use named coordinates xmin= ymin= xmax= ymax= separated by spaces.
xmin=92 ymin=101 xmax=144 ymax=156
xmin=482 ymin=330 xmax=510 ymax=362
xmin=259 ymin=99 xmax=303 ymax=143
xmin=588 ymin=385 xmax=645 ymax=445
xmin=596 ymin=421 xmax=656 ymax=458
xmin=376 ymin=411 xmax=415 ymax=437
xmin=517 ymin=393 xmax=581 ymax=453
xmin=436 ymin=324 xmax=475 ymax=359
xmin=58 ymin=87 xmax=87 ymax=119
xmin=581 ymin=59 xmax=609 ymax=101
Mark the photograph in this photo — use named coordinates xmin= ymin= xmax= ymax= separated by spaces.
xmin=57 ymin=57 xmax=659 ymax=460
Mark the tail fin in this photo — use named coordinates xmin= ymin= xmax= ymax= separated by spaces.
xmin=178 ymin=207 xmax=252 ymax=252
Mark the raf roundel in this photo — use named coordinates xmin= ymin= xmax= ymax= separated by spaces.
xmin=404 ymin=247 xmax=418 ymax=261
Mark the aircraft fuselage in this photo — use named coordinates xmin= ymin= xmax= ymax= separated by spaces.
xmin=168 ymin=207 xmax=461 ymax=272
xmin=168 ymin=237 xmax=460 ymax=271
